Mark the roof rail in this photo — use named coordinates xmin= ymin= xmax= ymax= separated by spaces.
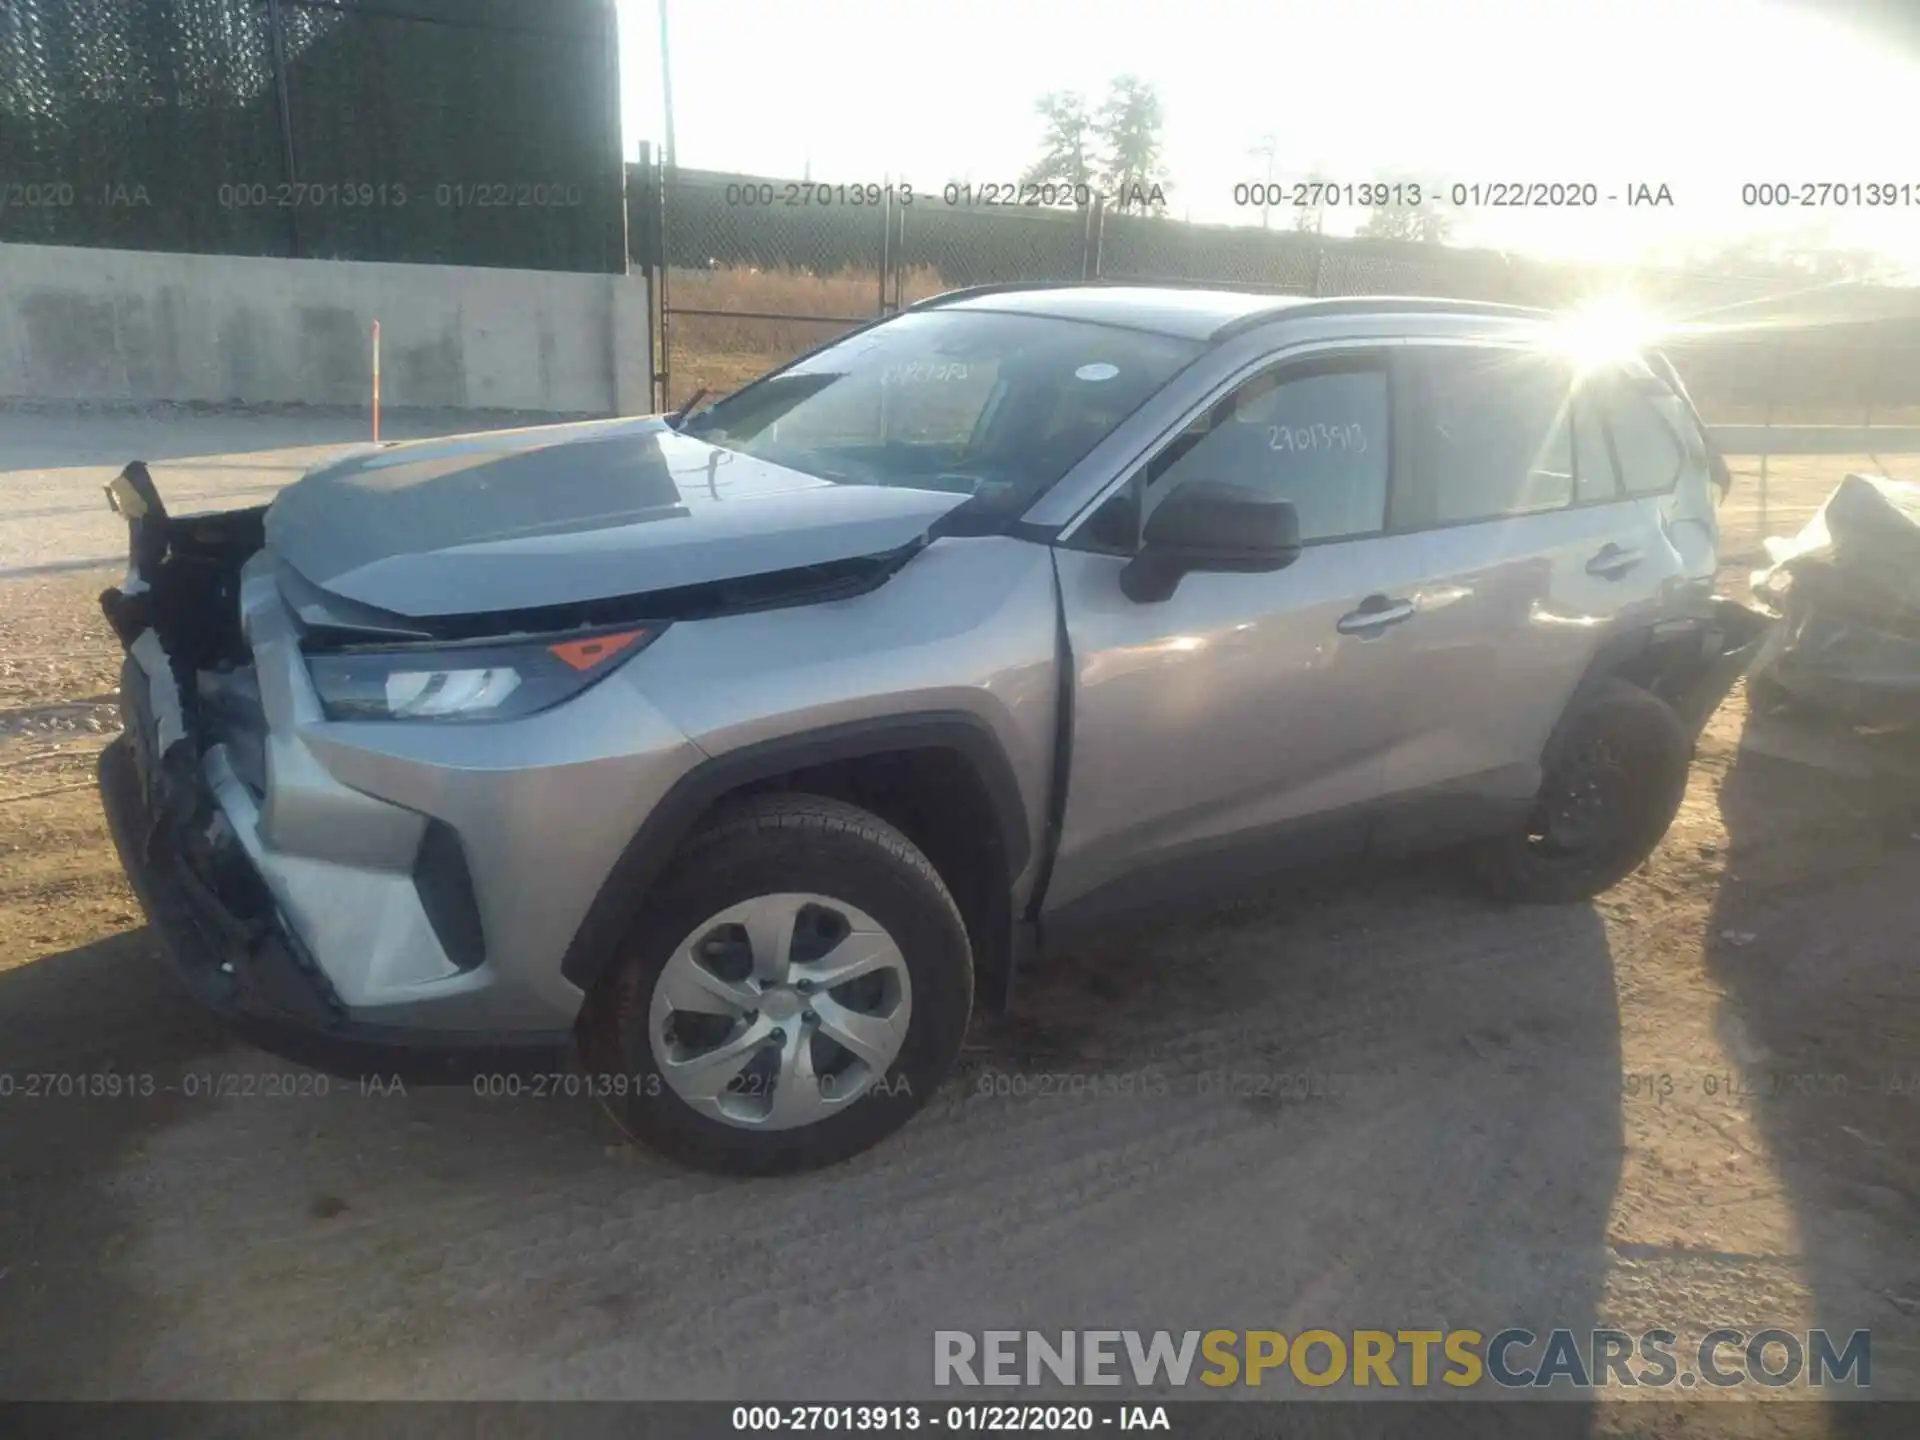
xmin=905 ymin=280 xmax=1097 ymax=310
xmin=1210 ymin=294 xmax=1558 ymax=340
xmin=907 ymin=281 xmax=1558 ymax=336
xmin=1293 ymin=295 xmax=1553 ymax=318
xmin=906 ymin=277 xmax=1307 ymax=311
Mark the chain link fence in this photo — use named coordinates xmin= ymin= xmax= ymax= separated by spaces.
xmin=632 ymin=158 xmax=1920 ymax=543
xmin=0 ymin=0 xmax=625 ymax=271
xmin=897 ymin=202 xmax=1091 ymax=289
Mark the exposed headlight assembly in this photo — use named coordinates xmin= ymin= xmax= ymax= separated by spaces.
xmin=307 ymin=626 xmax=660 ymax=722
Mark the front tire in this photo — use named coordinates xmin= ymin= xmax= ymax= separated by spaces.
xmin=1470 ymin=680 xmax=1693 ymax=904
xmin=582 ymin=793 xmax=973 ymax=1175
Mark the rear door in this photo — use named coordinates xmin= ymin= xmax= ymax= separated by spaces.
xmin=1592 ymin=358 xmax=1723 ymax=592
xmin=1364 ymin=343 xmax=1677 ymax=847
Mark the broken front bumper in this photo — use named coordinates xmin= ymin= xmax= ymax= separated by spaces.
xmin=93 ymin=464 xmax=577 ymax=1080
xmin=92 ymin=460 xmax=714 ymax=1078
xmin=98 ymin=728 xmax=569 ymax=1083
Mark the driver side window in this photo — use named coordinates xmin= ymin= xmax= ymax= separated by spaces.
xmin=1145 ymin=355 xmax=1390 ymax=543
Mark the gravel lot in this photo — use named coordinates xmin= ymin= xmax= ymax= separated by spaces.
xmin=0 ymin=410 xmax=1917 ymax=1423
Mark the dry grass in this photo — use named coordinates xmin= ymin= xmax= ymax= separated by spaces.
xmin=662 ymin=264 xmax=946 ymax=405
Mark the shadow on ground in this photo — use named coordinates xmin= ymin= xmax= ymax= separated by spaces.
xmin=1703 ymin=700 xmax=1920 ymax=1422
xmin=0 ymin=928 xmax=228 ymax=1396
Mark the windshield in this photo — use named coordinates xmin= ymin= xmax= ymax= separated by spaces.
xmin=679 ymin=308 xmax=1204 ymax=523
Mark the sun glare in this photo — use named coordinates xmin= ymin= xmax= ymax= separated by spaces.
xmin=1553 ymin=295 xmax=1665 ymax=374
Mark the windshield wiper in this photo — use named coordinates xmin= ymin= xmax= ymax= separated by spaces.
xmin=666 ymin=386 xmax=711 ymax=431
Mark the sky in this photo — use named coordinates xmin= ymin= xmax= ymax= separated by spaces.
xmin=612 ymin=0 xmax=1920 ymax=276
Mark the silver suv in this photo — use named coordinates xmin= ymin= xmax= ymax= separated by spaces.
xmin=96 ymin=285 xmax=1762 ymax=1173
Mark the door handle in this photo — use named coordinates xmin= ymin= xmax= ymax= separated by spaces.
xmin=1586 ymin=543 xmax=1644 ymax=579
xmin=1336 ymin=595 xmax=1416 ymax=635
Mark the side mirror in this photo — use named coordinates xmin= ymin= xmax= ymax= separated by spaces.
xmin=1119 ymin=481 xmax=1302 ymax=603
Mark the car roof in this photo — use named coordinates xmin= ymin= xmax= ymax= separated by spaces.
xmin=916 ymin=281 xmax=1555 ymax=342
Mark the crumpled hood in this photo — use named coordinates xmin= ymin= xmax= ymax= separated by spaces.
xmin=264 ymin=416 xmax=969 ymax=619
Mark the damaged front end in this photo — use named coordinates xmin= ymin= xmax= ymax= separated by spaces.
xmin=95 ymin=462 xmax=359 ymax=1044
xmin=95 ymin=462 xmax=574 ymax=1079
xmin=100 ymin=461 xmax=264 ymax=829
xmin=93 ymin=441 xmax=926 ymax=1080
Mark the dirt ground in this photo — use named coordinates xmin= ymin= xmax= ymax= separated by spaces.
xmin=1 ymin=447 xmax=1919 ymax=1423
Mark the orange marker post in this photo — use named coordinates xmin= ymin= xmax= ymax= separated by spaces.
xmin=371 ymin=319 xmax=382 ymax=443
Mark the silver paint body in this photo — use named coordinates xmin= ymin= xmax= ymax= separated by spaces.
xmin=198 ymin=291 xmax=1719 ymax=1036
xmin=268 ymin=415 xmax=972 ymax=618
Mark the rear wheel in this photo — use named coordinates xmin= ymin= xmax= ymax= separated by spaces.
xmin=1470 ymin=680 xmax=1692 ymax=904
xmin=582 ymin=793 xmax=973 ymax=1174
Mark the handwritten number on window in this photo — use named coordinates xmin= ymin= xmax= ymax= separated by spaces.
xmin=1267 ymin=423 xmax=1367 ymax=453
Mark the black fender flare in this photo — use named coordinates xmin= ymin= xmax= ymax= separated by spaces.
xmin=559 ymin=711 xmax=1032 ymax=996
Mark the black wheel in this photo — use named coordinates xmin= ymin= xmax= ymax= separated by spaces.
xmin=581 ymin=793 xmax=973 ymax=1175
xmin=1470 ymin=680 xmax=1693 ymax=904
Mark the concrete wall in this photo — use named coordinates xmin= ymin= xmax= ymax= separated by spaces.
xmin=0 ymin=243 xmax=652 ymax=415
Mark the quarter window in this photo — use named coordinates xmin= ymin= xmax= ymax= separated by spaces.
xmin=1146 ymin=359 xmax=1390 ymax=543
xmin=1598 ymin=379 xmax=1692 ymax=496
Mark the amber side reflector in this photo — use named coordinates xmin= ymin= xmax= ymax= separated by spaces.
xmin=548 ymin=630 xmax=646 ymax=672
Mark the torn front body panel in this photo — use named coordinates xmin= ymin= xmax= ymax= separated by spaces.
xmin=99 ymin=462 xmax=265 ymax=849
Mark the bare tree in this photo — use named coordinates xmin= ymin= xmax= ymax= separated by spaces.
xmin=1095 ymin=75 xmax=1170 ymax=213
xmin=1020 ymin=92 xmax=1096 ymax=193
xmin=1414 ymin=201 xmax=1453 ymax=246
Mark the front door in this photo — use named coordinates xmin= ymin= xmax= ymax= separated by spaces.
xmin=1043 ymin=346 xmax=1432 ymax=927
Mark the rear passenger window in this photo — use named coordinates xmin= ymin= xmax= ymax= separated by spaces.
xmin=1571 ymin=390 xmax=1619 ymax=504
xmin=1396 ymin=349 xmax=1577 ymax=528
xmin=1598 ymin=381 xmax=1686 ymax=496
xmin=1147 ymin=358 xmax=1389 ymax=543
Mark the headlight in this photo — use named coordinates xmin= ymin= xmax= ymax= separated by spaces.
xmin=306 ymin=626 xmax=660 ymax=722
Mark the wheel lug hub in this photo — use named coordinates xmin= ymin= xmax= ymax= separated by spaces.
xmin=759 ymin=987 xmax=802 ymax=1022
